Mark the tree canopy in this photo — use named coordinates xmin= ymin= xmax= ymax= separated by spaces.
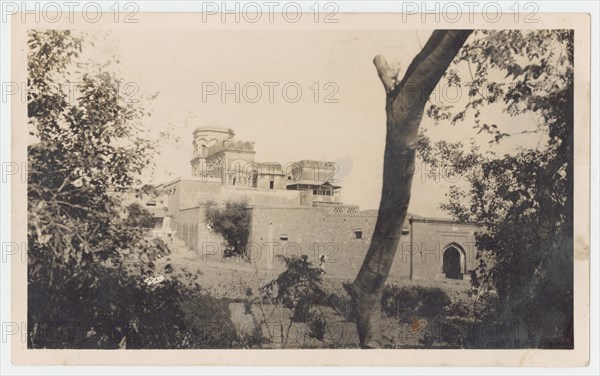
xmin=27 ymin=30 xmax=195 ymax=348
xmin=204 ymin=199 xmax=251 ymax=259
xmin=419 ymin=30 xmax=574 ymax=348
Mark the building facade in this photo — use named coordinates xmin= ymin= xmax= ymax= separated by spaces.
xmin=149 ymin=126 xmax=480 ymax=283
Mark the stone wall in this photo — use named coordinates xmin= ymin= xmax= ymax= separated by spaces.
xmin=247 ymin=206 xmax=377 ymax=277
xmin=163 ymin=179 xmax=301 ymax=221
xmin=246 ymin=206 xmax=479 ymax=282
xmin=172 ymin=206 xmax=201 ymax=251
xmin=170 ymin=196 xmax=479 ymax=284
xmin=162 ymin=178 xmax=222 ymax=218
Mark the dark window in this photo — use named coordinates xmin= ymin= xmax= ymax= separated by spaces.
xmin=146 ymin=201 xmax=157 ymax=207
xmin=279 ymin=235 xmax=288 ymax=241
xmin=354 ymin=230 xmax=363 ymax=240
xmin=270 ymin=181 xmax=274 ymax=190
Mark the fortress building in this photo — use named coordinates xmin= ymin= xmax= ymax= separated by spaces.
xmin=142 ymin=126 xmax=480 ymax=283
xmin=185 ymin=127 xmax=344 ymax=207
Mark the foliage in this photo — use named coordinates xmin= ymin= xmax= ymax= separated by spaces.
xmin=306 ymin=309 xmax=327 ymax=342
xmin=204 ymin=199 xmax=251 ymax=259
xmin=177 ymin=291 xmax=239 ymax=349
xmin=436 ymin=316 xmax=499 ymax=349
xmin=238 ymin=287 xmax=267 ymax=348
xmin=352 ymin=30 xmax=474 ymax=349
xmin=381 ymin=285 xmax=452 ymax=319
xmin=263 ymin=255 xmax=327 ymax=322
xmin=238 ymin=255 xmax=330 ymax=347
xmin=125 ymin=202 xmax=156 ymax=230
xmin=328 ymin=283 xmax=358 ymax=323
xmin=26 ymin=29 xmax=212 ymax=349
xmin=420 ymin=30 xmax=574 ymax=348
xmin=138 ymin=184 xmax=158 ymax=198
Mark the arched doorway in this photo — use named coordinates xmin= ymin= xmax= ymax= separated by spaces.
xmin=443 ymin=246 xmax=462 ymax=279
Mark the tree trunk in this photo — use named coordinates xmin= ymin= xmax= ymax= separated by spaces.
xmin=352 ymin=30 xmax=473 ymax=348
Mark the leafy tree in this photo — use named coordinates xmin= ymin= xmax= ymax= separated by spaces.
xmin=263 ymin=255 xmax=327 ymax=323
xmin=204 ymin=199 xmax=251 ymax=259
xmin=27 ymin=30 xmax=198 ymax=348
xmin=419 ymin=30 xmax=574 ymax=348
xmin=352 ymin=29 xmax=574 ymax=349
xmin=237 ymin=255 xmax=328 ymax=348
xmin=351 ymin=30 xmax=473 ymax=348
xmin=262 ymin=255 xmax=328 ymax=345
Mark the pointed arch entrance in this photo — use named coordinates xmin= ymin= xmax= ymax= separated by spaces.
xmin=442 ymin=244 xmax=466 ymax=280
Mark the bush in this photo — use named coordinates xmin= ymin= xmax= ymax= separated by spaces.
xmin=381 ymin=285 xmax=418 ymax=318
xmin=28 ymin=258 xmax=195 ymax=349
xmin=436 ymin=316 xmax=500 ymax=349
xmin=125 ymin=202 xmax=156 ymax=230
xmin=263 ymin=255 xmax=327 ymax=322
xmin=381 ymin=285 xmax=452 ymax=319
xmin=26 ymin=30 xmax=233 ymax=350
xmin=307 ymin=309 xmax=327 ymax=341
xmin=418 ymin=287 xmax=452 ymax=316
xmin=204 ymin=200 xmax=251 ymax=259
xmin=177 ymin=292 xmax=238 ymax=349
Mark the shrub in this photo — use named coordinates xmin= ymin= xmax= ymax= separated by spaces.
xmin=26 ymin=30 xmax=233 ymax=350
xmin=418 ymin=287 xmax=452 ymax=316
xmin=381 ymin=285 xmax=452 ymax=319
xmin=436 ymin=316 xmax=500 ymax=349
xmin=263 ymin=255 xmax=327 ymax=322
xmin=204 ymin=200 xmax=251 ymax=259
xmin=307 ymin=309 xmax=327 ymax=341
xmin=381 ymin=285 xmax=419 ymax=318
xmin=125 ymin=202 xmax=156 ymax=230
xmin=177 ymin=291 xmax=238 ymax=349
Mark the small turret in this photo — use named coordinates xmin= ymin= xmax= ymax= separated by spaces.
xmin=191 ymin=127 xmax=235 ymax=158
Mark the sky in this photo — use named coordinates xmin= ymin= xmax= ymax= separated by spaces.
xmin=80 ymin=28 xmax=543 ymax=217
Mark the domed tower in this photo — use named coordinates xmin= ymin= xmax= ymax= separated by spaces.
xmin=190 ymin=127 xmax=235 ymax=177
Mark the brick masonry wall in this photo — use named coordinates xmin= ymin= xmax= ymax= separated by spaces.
xmin=248 ymin=206 xmax=378 ymax=278
xmin=169 ymin=192 xmax=479 ymax=284
xmin=404 ymin=220 xmax=478 ymax=281
xmin=172 ymin=207 xmax=201 ymax=250
xmin=164 ymin=179 xmax=301 ymax=222
xmin=163 ymin=179 xmax=222 ymax=219
xmin=172 ymin=205 xmax=229 ymax=262
xmin=247 ymin=207 xmax=479 ymax=282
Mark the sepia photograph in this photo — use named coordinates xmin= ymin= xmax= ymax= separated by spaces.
xmin=4 ymin=5 xmax=593 ymax=369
